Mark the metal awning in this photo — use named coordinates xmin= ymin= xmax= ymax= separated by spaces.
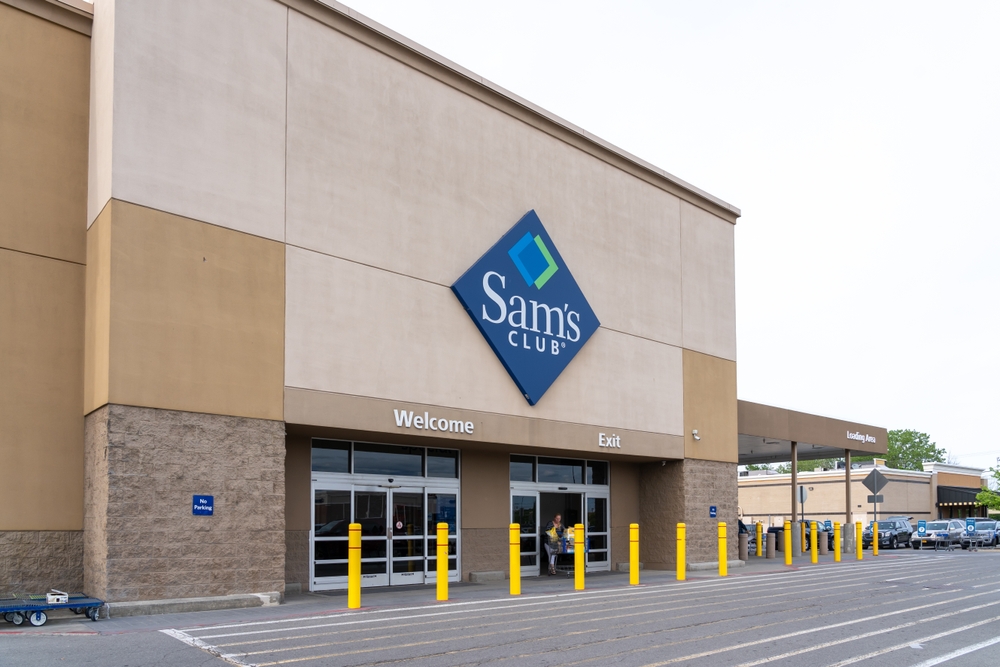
xmin=738 ymin=401 xmax=887 ymax=465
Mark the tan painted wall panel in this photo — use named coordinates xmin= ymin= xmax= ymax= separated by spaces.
xmin=285 ymin=245 xmax=684 ymax=437
xmin=680 ymin=201 xmax=736 ymax=361
xmin=285 ymin=435 xmax=311 ymax=532
xmin=935 ymin=472 xmax=982 ymax=489
xmin=284 ymin=388 xmax=684 ymax=460
xmin=83 ymin=206 xmax=110 ymax=414
xmin=285 ymin=11 xmax=684 ymax=347
xmin=0 ymin=3 xmax=89 ymax=263
xmin=460 ymin=448 xmax=509 ymax=530
xmin=0 ymin=249 xmax=84 ymax=530
xmin=683 ymin=350 xmax=737 ymax=463
xmin=104 ymin=200 xmax=284 ymax=420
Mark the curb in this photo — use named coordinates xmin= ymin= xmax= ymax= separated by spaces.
xmin=108 ymin=592 xmax=281 ymax=618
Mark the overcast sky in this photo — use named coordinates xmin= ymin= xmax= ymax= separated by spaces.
xmin=340 ymin=0 xmax=999 ymax=471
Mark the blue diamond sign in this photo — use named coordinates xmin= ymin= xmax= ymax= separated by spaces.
xmin=452 ymin=210 xmax=600 ymax=405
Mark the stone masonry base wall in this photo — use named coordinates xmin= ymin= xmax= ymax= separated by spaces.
xmin=0 ymin=531 xmax=84 ymax=595
xmin=286 ymin=529 xmax=309 ymax=590
xmin=84 ymin=405 xmax=286 ymax=602
xmin=461 ymin=528 xmax=506 ymax=580
xmin=639 ymin=459 xmax=738 ymax=568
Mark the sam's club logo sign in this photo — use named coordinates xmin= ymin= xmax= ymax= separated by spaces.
xmin=452 ymin=210 xmax=599 ymax=405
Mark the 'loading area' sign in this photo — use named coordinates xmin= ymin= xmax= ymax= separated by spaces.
xmin=452 ymin=211 xmax=600 ymax=405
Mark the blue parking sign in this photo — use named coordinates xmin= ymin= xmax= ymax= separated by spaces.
xmin=709 ymin=506 xmax=717 ymax=518
xmin=917 ymin=520 xmax=926 ymax=535
xmin=192 ymin=495 xmax=214 ymax=516
xmin=824 ymin=520 xmax=832 ymax=532
xmin=966 ymin=517 xmax=977 ymax=535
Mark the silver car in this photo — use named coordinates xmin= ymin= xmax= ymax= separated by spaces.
xmin=912 ymin=519 xmax=964 ymax=549
xmin=960 ymin=519 xmax=999 ymax=549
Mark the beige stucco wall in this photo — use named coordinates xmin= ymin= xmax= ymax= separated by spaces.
xmin=739 ymin=470 xmax=934 ymax=527
xmin=78 ymin=0 xmax=737 ymax=461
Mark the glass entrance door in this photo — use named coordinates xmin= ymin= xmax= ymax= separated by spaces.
xmin=390 ymin=488 xmax=425 ymax=586
xmin=426 ymin=489 xmax=458 ymax=582
xmin=512 ymin=493 xmax=539 ymax=578
xmin=586 ymin=491 xmax=610 ymax=571
xmin=313 ymin=484 xmax=460 ymax=590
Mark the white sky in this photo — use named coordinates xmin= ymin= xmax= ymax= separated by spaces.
xmin=341 ymin=0 xmax=999 ymax=470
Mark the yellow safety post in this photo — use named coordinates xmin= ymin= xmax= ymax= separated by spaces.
xmin=856 ymin=522 xmax=863 ymax=561
xmin=509 ymin=523 xmax=520 ymax=596
xmin=784 ymin=520 xmax=792 ymax=566
xmin=677 ymin=523 xmax=686 ymax=581
xmin=718 ymin=522 xmax=727 ymax=577
xmin=436 ymin=522 xmax=449 ymax=601
xmin=810 ymin=521 xmax=818 ymax=564
xmin=872 ymin=521 xmax=879 ymax=557
xmin=801 ymin=522 xmax=807 ymax=553
xmin=574 ymin=524 xmax=585 ymax=590
xmin=834 ymin=522 xmax=841 ymax=562
xmin=755 ymin=522 xmax=763 ymax=558
xmin=629 ymin=523 xmax=639 ymax=586
xmin=348 ymin=522 xmax=362 ymax=609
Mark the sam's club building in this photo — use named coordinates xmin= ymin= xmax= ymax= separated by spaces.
xmin=1 ymin=0 xmax=742 ymax=601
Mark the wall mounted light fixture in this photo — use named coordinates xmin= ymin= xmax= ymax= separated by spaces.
xmin=692 ymin=429 xmax=701 ymax=441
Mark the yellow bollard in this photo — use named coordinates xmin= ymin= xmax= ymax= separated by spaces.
xmin=810 ymin=521 xmax=818 ymax=564
xmin=348 ymin=522 xmax=361 ymax=609
xmin=755 ymin=522 xmax=763 ymax=558
xmin=801 ymin=522 xmax=807 ymax=553
xmin=856 ymin=522 xmax=863 ymax=561
xmin=677 ymin=523 xmax=686 ymax=581
xmin=509 ymin=523 xmax=520 ymax=596
xmin=574 ymin=524 xmax=585 ymax=591
xmin=436 ymin=522 xmax=449 ymax=601
xmin=718 ymin=522 xmax=727 ymax=577
xmin=629 ymin=523 xmax=639 ymax=586
xmin=872 ymin=521 xmax=878 ymax=557
xmin=784 ymin=520 xmax=792 ymax=566
xmin=834 ymin=522 xmax=841 ymax=562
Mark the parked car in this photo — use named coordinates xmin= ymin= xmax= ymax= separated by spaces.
xmin=862 ymin=518 xmax=913 ymax=550
xmin=960 ymin=519 xmax=999 ymax=549
xmin=912 ymin=519 xmax=965 ymax=549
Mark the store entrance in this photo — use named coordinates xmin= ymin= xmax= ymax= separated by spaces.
xmin=312 ymin=484 xmax=458 ymax=590
xmin=539 ymin=493 xmax=582 ymax=575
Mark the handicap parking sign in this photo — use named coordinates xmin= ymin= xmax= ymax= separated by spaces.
xmin=824 ymin=520 xmax=832 ymax=532
xmin=917 ymin=520 xmax=926 ymax=535
xmin=966 ymin=517 xmax=977 ymax=535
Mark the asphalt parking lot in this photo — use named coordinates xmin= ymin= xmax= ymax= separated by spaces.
xmin=3 ymin=548 xmax=1000 ymax=666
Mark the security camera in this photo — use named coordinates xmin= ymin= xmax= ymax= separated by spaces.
xmin=388 ymin=478 xmax=394 ymax=483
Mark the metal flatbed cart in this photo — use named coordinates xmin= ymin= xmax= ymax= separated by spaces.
xmin=0 ymin=591 xmax=105 ymax=627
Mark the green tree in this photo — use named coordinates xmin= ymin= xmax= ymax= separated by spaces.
xmin=744 ymin=464 xmax=773 ymax=471
xmin=774 ymin=458 xmax=836 ymax=474
xmin=881 ymin=429 xmax=946 ymax=471
xmin=976 ymin=467 xmax=1000 ymax=512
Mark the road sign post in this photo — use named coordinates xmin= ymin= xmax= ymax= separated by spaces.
xmin=862 ymin=469 xmax=888 ymax=522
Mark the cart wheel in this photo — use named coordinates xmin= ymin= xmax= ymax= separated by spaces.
xmin=3 ymin=612 xmax=12 ymax=623
xmin=28 ymin=611 xmax=47 ymax=627
xmin=10 ymin=612 xmax=24 ymax=626
xmin=87 ymin=607 xmax=100 ymax=621
xmin=70 ymin=607 xmax=82 ymax=614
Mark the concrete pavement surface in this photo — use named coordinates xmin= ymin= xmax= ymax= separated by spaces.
xmin=3 ymin=549 xmax=1000 ymax=666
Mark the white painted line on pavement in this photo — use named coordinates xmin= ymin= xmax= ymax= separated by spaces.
xmin=183 ymin=556 xmax=933 ymax=637
xmin=161 ymin=629 xmax=257 ymax=667
xmin=909 ymin=634 xmax=1000 ymax=666
xmin=827 ymin=613 xmax=1000 ymax=666
xmin=734 ymin=600 xmax=1000 ymax=666
xmin=638 ymin=588 xmax=999 ymax=666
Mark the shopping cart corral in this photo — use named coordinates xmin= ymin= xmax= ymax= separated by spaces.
xmin=1 ymin=591 xmax=105 ymax=627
